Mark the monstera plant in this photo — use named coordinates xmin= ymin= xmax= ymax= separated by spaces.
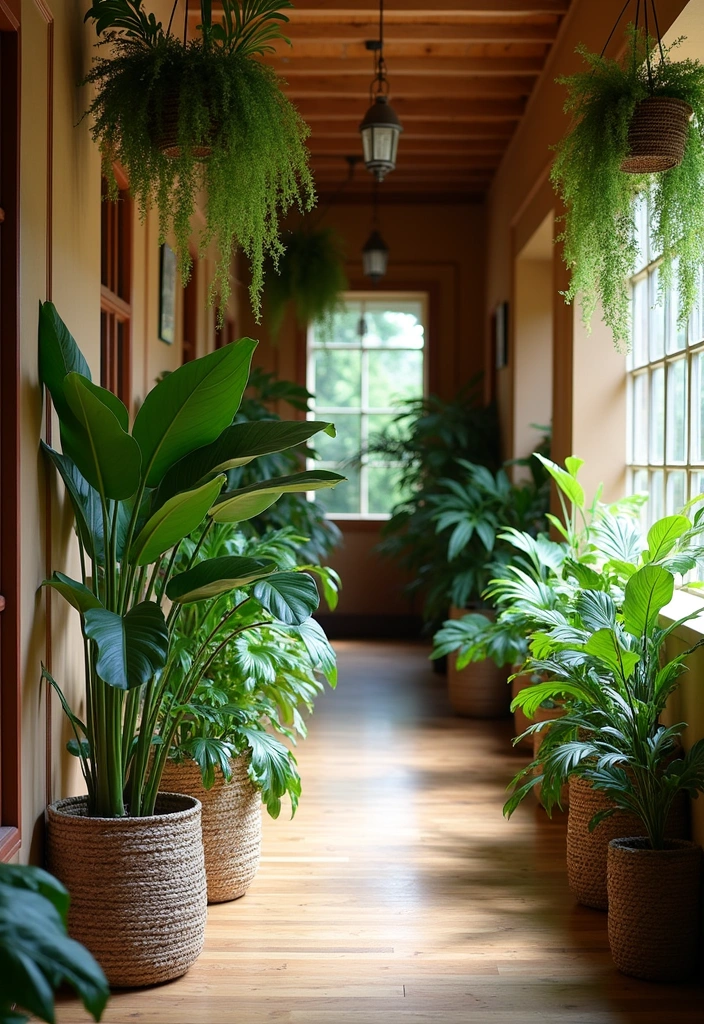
xmin=39 ymin=301 xmax=344 ymax=819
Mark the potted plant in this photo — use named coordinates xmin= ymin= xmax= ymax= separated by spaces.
xmin=83 ymin=0 xmax=314 ymax=320
xmin=265 ymin=224 xmax=348 ymax=338
xmin=552 ymin=27 xmax=704 ymax=348
xmin=38 ymin=301 xmax=344 ymax=986
xmin=0 ymin=864 xmax=109 ymax=1023
xmin=161 ymin=524 xmax=338 ymax=902
xmin=505 ymin=551 xmax=704 ymax=979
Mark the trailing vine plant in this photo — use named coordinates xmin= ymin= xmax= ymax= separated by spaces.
xmin=265 ymin=225 xmax=348 ymax=338
xmin=552 ymin=27 xmax=704 ymax=349
xmin=83 ymin=0 xmax=315 ymax=321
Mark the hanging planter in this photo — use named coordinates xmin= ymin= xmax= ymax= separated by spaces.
xmin=552 ymin=11 xmax=704 ymax=349
xmin=82 ymin=0 xmax=315 ymax=320
xmin=265 ymin=225 xmax=347 ymax=338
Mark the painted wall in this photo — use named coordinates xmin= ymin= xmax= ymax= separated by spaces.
xmin=238 ymin=200 xmax=488 ymax=622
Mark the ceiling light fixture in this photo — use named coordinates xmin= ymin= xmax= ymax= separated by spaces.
xmin=359 ymin=0 xmax=403 ymax=181
xmin=362 ymin=181 xmax=389 ymax=283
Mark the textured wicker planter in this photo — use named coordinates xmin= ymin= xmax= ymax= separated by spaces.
xmin=153 ymin=94 xmax=217 ymax=159
xmin=621 ymin=96 xmax=692 ymax=173
xmin=532 ymin=704 xmax=569 ymax=809
xmin=607 ymin=838 xmax=702 ymax=981
xmin=447 ymin=607 xmax=510 ymax=719
xmin=162 ymin=753 xmax=262 ymax=904
xmin=47 ymin=793 xmax=207 ymax=988
xmin=511 ymin=669 xmax=537 ymax=753
xmin=567 ymin=776 xmax=689 ymax=910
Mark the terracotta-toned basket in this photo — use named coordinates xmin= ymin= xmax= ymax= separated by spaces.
xmin=47 ymin=793 xmax=207 ymax=988
xmin=607 ymin=838 xmax=702 ymax=981
xmin=446 ymin=607 xmax=510 ymax=719
xmin=153 ymin=93 xmax=217 ymax=159
xmin=511 ymin=669 xmax=537 ymax=752
xmin=567 ymin=776 xmax=689 ymax=910
xmin=621 ymin=96 xmax=692 ymax=173
xmin=162 ymin=752 xmax=262 ymax=903
xmin=532 ymin=703 xmax=569 ymax=809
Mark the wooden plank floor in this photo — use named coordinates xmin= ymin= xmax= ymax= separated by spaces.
xmin=56 ymin=640 xmax=703 ymax=1023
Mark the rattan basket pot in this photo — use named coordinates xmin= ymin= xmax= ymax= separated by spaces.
xmin=607 ymin=837 xmax=702 ymax=981
xmin=447 ymin=607 xmax=510 ymax=719
xmin=532 ymin=703 xmax=569 ymax=809
xmin=162 ymin=753 xmax=262 ymax=904
xmin=153 ymin=93 xmax=217 ymax=159
xmin=621 ymin=96 xmax=693 ymax=173
xmin=47 ymin=793 xmax=207 ymax=988
xmin=567 ymin=776 xmax=690 ymax=910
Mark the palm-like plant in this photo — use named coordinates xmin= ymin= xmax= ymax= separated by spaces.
xmin=39 ymin=302 xmax=344 ymax=818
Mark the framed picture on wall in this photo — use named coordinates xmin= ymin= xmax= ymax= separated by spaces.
xmin=159 ymin=244 xmax=177 ymax=344
xmin=494 ymin=300 xmax=509 ymax=369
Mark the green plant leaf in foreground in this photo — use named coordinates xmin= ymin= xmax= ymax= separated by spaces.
xmin=41 ymin=572 xmax=103 ymax=614
xmin=240 ymin=725 xmax=301 ymax=819
xmin=38 ymin=300 xmax=92 ymax=421
xmin=166 ymin=556 xmax=277 ymax=604
xmin=622 ymin=564 xmax=675 ymax=638
xmin=210 ymin=470 xmax=345 ymax=524
xmin=253 ymin=571 xmax=319 ymax=625
xmin=83 ymin=601 xmax=169 ymax=690
xmin=130 ymin=475 xmax=226 ymax=565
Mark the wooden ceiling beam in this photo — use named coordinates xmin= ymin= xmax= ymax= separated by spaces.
xmin=309 ymin=139 xmax=505 ymax=155
xmin=271 ymin=56 xmax=543 ymax=76
xmin=296 ymin=96 xmax=524 ymax=120
xmin=264 ymin=21 xmax=558 ymax=43
xmin=286 ymin=76 xmax=533 ymax=99
xmin=270 ymin=2 xmax=569 ymax=12
xmin=314 ymin=151 xmax=500 ymax=167
xmin=303 ymin=120 xmax=516 ymax=138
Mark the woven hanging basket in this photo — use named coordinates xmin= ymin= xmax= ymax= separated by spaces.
xmin=47 ymin=793 xmax=207 ymax=988
xmin=567 ymin=776 xmax=689 ymax=910
xmin=621 ymin=96 xmax=693 ymax=173
xmin=153 ymin=92 xmax=217 ymax=160
xmin=532 ymin=704 xmax=569 ymax=809
xmin=162 ymin=752 xmax=262 ymax=904
xmin=607 ymin=837 xmax=702 ymax=981
xmin=446 ymin=607 xmax=510 ymax=719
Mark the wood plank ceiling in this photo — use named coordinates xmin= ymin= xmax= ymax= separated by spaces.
xmin=190 ymin=2 xmax=573 ymax=201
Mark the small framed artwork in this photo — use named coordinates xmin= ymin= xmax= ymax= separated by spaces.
xmin=494 ymin=300 xmax=509 ymax=369
xmin=159 ymin=244 xmax=177 ymax=344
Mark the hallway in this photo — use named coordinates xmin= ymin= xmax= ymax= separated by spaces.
xmin=57 ymin=642 xmax=703 ymax=1023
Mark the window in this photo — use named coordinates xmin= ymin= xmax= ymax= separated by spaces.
xmin=307 ymin=293 xmax=427 ymax=518
xmin=627 ymin=197 xmax=703 ymax=529
xmin=100 ymin=175 xmax=132 ymax=403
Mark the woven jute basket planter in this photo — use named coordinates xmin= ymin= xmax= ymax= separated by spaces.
xmin=567 ymin=776 xmax=689 ymax=910
xmin=607 ymin=837 xmax=702 ymax=981
xmin=621 ymin=96 xmax=692 ymax=173
xmin=447 ymin=607 xmax=510 ymax=719
xmin=532 ymin=704 xmax=569 ymax=809
xmin=47 ymin=793 xmax=207 ymax=988
xmin=511 ymin=669 xmax=537 ymax=753
xmin=162 ymin=753 xmax=262 ymax=904
xmin=153 ymin=93 xmax=218 ymax=159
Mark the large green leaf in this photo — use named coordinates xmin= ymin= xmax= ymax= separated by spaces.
xmin=38 ymin=301 xmax=92 ymax=422
xmin=623 ymin=564 xmax=675 ymax=638
xmin=130 ymin=475 xmax=226 ymax=566
xmin=210 ymin=470 xmax=345 ymax=524
xmin=239 ymin=725 xmax=300 ymax=819
xmin=0 ymin=874 xmax=109 ymax=1024
xmin=253 ymin=572 xmax=319 ymax=625
xmin=61 ymin=373 xmax=141 ymax=501
xmin=166 ymin=557 xmax=277 ymax=604
xmin=41 ymin=572 xmax=103 ymax=614
xmin=645 ymin=515 xmax=691 ymax=562
xmin=132 ymin=339 xmax=257 ymax=487
xmin=535 ymin=453 xmax=584 ymax=510
xmin=155 ymin=419 xmax=336 ymax=506
xmin=292 ymin=618 xmax=337 ymax=686
xmin=584 ymin=628 xmax=639 ymax=681
xmin=83 ymin=601 xmax=169 ymax=690
xmin=41 ymin=444 xmax=104 ymax=562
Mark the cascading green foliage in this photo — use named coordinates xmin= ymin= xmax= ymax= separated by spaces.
xmin=83 ymin=0 xmax=315 ymax=320
xmin=264 ymin=225 xmax=348 ymax=337
xmin=552 ymin=27 xmax=704 ymax=349
xmin=38 ymin=300 xmax=344 ymax=819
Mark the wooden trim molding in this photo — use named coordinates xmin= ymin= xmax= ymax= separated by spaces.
xmin=0 ymin=19 xmax=22 ymax=862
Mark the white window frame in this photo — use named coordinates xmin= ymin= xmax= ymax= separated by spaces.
xmin=307 ymin=290 xmax=428 ymax=521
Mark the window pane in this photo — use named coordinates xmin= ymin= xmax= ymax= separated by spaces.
xmin=666 ymin=271 xmax=686 ymax=353
xmin=312 ymin=349 xmax=361 ymax=408
xmin=362 ymin=303 xmax=425 ymax=349
xmin=367 ymin=412 xmax=403 ymax=447
xmin=317 ymin=304 xmax=363 ymax=346
xmin=314 ymin=413 xmax=361 ymax=463
xmin=631 ymin=373 xmax=648 ymax=464
xmin=666 ymin=471 xmax=687 ymax=515
xmin=367 ymin=350 xmax=424 ymax=408
xmin=692 ymin=351 xmax=704 ymax=463
xmin=689 ymin=269 xmax=704 ymax=346
xmin=367 ymin=467 xmax=407 ymax=516
xmin=649 ymin=269 xmax=665 ymax=361
xmin=649 ymin=365 xmax=664 ymax=464
xmin=632 ymin=277 xmax=649 ymax=367
xmin=316 ymin=465 xmax=361 ymax=515
xmin=666 ymin=358 xmax=687 ymax=463
xmin=649 ymin=469 xmax=664 ymax=524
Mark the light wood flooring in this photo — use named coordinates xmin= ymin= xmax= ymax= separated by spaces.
xmin=56 ymin=640 xmax=703 ymax=1023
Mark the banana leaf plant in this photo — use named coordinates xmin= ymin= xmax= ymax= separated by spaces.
xmin=38 ymin=301 xmax=344 ymax=818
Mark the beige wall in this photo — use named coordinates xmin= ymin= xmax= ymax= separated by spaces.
xmin=513 ymin=253 xmax=553 ymax=477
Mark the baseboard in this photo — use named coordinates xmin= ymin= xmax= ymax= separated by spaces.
xmin=315 ymin=613 xmax=424 ymax=640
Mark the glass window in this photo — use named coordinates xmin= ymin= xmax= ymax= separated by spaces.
xmin=307 ymin=293 xmax=427 ymax=519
